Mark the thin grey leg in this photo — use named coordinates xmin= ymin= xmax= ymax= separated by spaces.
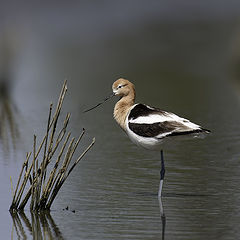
xmin=158 ymin=150 xmax=165 ymax=198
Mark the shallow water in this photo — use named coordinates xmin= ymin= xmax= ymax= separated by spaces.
xmin=1 ymin=1 xmax=240 ymax=239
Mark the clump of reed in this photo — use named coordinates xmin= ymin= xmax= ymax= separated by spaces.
xmin=9 ymin=80 xmax=95 ymax=212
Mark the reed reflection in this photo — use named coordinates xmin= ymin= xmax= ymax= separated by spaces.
xmin=10 ymin=211 xmax=64 ymax=240
xmin=0 ymin=80 xmax=19 ymax=154
xmin=0 ymin=25 xmax=20 ymax=155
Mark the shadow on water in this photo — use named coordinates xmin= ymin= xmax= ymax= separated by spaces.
xmin=10 ymin=211 xmax=64 ymax=240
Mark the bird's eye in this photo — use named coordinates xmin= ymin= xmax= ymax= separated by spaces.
xmin=117 ymin=84 xmax=127 ymax=90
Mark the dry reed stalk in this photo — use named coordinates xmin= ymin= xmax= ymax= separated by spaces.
xmin=48 ymin=113 xmax=70 ymax=160
xmin=42 ymin=132 xmax=72 ymax=202
xmin=46 ymin=137 xmax=95 ymax=209
xmin=10 ymin=176 xmax=14 ymax=198
xmin=14 ymin=152 xmax=32 ymax=209
xmin=10 ymin=156 xmax=30 ymax=210
xmin=9 ymin=80 xmax=95 ymax=212
xmin=40 ymin=103 xmax=53 ymax=195
xmin=30 ymin=135 xmax=37 ymax=211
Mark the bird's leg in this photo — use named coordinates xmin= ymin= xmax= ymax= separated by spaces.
xmin=158 ymin=150 xmax=165 ymax=198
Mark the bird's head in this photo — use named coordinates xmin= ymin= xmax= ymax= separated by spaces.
xmin=84 ymin=78 xmax=135 ymax=113
xmin=112 ymin=78 xmax=135 ymax=97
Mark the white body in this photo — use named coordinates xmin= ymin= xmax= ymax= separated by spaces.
xmin=125 ymin=104 xmax=205 ymax=150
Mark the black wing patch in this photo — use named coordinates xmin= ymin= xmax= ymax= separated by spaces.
xmin=128 ymin=104 xmax=166 ymax=120
xmin=129 ymin=121 xmax=207 ymax=138
xmin=128 ymin=104 xmax=210 ymax=138
xmin=129 ymin=121 xmax=176 ymax=138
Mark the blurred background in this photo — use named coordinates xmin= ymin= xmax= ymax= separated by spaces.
xmin=1 ymin=1 xmax=240 ymax=239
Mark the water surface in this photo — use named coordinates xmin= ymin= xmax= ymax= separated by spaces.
xmin=1 ymin=1 xmax=240 ymax=239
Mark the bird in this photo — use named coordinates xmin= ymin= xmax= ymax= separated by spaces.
xmin=84 ymin=78 xmax=210 ymax=197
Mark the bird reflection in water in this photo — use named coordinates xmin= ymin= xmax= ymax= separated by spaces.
xmin=158 ymin=197 xmax=166 ymax=240
xmin=10 ymin=211 xmax=64 ymax=240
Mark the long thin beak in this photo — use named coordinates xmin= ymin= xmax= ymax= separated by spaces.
xmin=83 ymin=93 xmax=115 ymax=113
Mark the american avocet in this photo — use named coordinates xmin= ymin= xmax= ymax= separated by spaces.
xmin=85 ymin=78 xmax=210 ymax=197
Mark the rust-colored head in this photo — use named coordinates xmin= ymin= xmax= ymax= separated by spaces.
xmin=112 ymin=78 xmax=135 ymax=97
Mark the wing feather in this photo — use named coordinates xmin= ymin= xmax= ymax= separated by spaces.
xmin=128 ymin=103 xmax=203 ymax=138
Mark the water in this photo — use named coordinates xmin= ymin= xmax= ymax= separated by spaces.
xmin=1 ymin=1 xmax=240 ymax=239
